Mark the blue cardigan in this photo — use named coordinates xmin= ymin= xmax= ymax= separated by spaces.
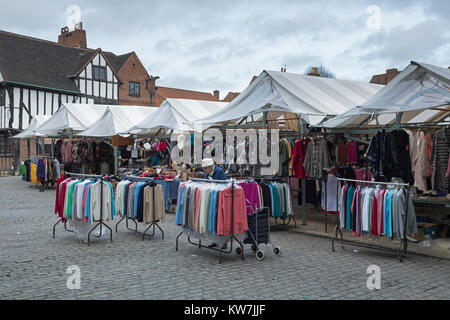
xmin=204 ymin=165 xmax=227 ymax=180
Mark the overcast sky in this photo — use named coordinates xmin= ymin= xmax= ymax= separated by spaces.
xmin=0 ymin=0 xmax=448 ymax=98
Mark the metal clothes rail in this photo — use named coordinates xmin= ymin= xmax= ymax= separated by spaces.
xmin=250 ymin=177 xmax=297 ymax=229
xmin=114 ymin=175 xmax=164 ymax=240
xmin=175 ymin=178 xmax=245 ymax=263
xmin=52 ymin=172 xmax=113 ymax=245
xmin=332 ymin=177 xmax=410 ymax=262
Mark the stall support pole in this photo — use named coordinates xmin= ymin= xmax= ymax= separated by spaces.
xmin=114 ymin=146 xmax=118 ymax=175
xmin=51 ymin=139 xmax=54 ymax=161
xmin=300 ymin=116 xmax=307 ymax=225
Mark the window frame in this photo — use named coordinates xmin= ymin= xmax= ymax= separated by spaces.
xmin=129 ymin=81 xmax=140 ymax=97
xmin=92 ymin=65 xmax=107 ymax=81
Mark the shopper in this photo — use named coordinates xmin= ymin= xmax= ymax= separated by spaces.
xmin=202 ymin=158 xmax=227 ymax=181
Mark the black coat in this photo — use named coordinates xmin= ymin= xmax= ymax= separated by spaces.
xmin=385 ymin=129 xmax=413 ymax=184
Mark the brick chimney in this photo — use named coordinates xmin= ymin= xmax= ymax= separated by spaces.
xmin=307 ymin=67 xmax=320 ymax=77
xmin=58 ymin=22 xmax=87 ymax=48
xmin=213 ymin=90 xmax=220 ymax=100
xmin=386 ymin=68 xmax=399 ymax=83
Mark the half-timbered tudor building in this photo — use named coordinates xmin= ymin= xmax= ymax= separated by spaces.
xmin=0 ymin=23 xmax=155 ymax=172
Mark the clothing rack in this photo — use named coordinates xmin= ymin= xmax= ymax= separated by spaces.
xmin=332 ymin=177 xmax=410 ymax=262
xmin=175 ymin=177 xmax=245 ymax=263
xmin=252 ymin=177 xmax=297 ymax=229
xmin=52 ymin=172 xmax=113 ymax=245
xmin=27 ymin=156 xmax=56 ymax=192
xmin=114 ymin=175 xmax=164 ymax=240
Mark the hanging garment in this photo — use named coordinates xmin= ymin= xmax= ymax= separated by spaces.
xmin=155 ymin=180 xmax=181 ymax=212
xmin=143 ymin=184 xmax=165 ymax=224
xmin=446 ymin=155 xmax=450 ymax=179
xmin=30 ymin=162 xmax=37 ymax=183
xmin=365 ymin=129 xmax=387 ymax=181
xmin=411 ymin=131 xmax=428 ymax=192
xmin=431 ymin=127 xmax=450 ymax=193
xmin=304 ymin=138 xmax=331 ymax=179
xmin=291 ymin=138 xmax=311 ymax=179
xmin=347 ymin=141 xmax=358 ymax=164
xmin=385 ymin=129 xmax=413 ymax=184
xmin=176 ymin=181 xmax=248 ymax=236
xmin=338 ymin=141 xmax=348 ymax=165
xmin=277 ymin=138 xmax=291 ymax=177
xmin=236 ymin=181 xmax=263 ymax=215
xmin=321 ymin=174 xmax=338 ymax=214
xmin=61 ymin=141 xmax=72 ymax=163
xmin=405 ymin=130 xmax=415 ymax=161
xmin=425 ymin=133 xmax=433 ymax=177
xmin=55 ymin=177 xmax=115 ymax=223
xmin=354 ymin=168 xmax=372 ymax=187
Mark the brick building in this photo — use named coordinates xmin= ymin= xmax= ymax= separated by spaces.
xmin=370 ymin=68 xmax=400 ymax=85
xmin=0 ymin=23 xmax=155 ymax=173
xmin=151 ymin=86 xmax=219 ymax=107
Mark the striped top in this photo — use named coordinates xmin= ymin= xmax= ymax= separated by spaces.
xmin=431 ymin=127 xmax=450 ymax=193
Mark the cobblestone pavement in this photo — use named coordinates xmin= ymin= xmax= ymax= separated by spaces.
xmin=0 ymin=176 xmax=449 ymax=300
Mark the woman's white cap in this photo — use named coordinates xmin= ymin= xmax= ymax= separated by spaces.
xmin=201 ymin=158 xmax=214 ymax=167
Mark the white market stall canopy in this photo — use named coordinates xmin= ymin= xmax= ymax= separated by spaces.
xmin=129 ymin=98 xmax=229 ymax=135
xmin=322 ymin=61 xmax=450 ymax=129
xmin=12 ymin=115 xmax=51 ymax=138
xmin=196 ymin=70 xmax=383 ymax=126
xmin=34 ymin=103 xmax=108 ymax=136
xmin=77 ymin=106 xmax=157 ymax=137
xmin=34 ymin=103 xmax=157 ymax=137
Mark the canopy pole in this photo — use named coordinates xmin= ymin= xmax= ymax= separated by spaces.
xmin=263 ymin=112 xmax=268 ymax=129
xmin=114 ymin=145 xmax=118 ymax=176
xmin=51 ymin=138 xmax=54 ymax=161
xmin=394 ymin=112 xmax=403 ymax=128
xmin=299 ymin=115 xmax=307 ymax=226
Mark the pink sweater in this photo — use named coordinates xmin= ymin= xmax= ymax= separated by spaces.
xmin=217 ymin=187 xmax=248 ymax=236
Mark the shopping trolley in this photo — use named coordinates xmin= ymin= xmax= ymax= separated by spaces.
xmin=235 ymin=201 xmax=281 ymax=261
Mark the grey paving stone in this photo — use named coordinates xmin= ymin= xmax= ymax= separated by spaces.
xmin=0 ymin=176 xmax=449 ymax=300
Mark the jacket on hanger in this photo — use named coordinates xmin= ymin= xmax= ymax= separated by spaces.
xmin=411 ymin=131 xmax=428 ymax=192
xmin=431 ymin=127 xmax=450 ymax=193
xmin=291 ymin=138 xmax=311 ymax=179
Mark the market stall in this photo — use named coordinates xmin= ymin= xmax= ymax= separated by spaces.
xmin=34 ymin=103 xmax=156 ymax=176
xmin=126 ymin=98 xmax=229 ymax=178
xmin=77 ymin=105 xmax=157 ymax=174
xmin=195 ymin=69 xmax=383 ymax=227
xmin=12 ymin=115 xmax=58 ymax=189
xmin=321 ymin=61 xmax=450 ymax=249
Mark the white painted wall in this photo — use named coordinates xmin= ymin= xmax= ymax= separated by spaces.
xmin=29 ymin=90 xmax=37 ymax=120
xmin=86 ymin=80 xmax=92 ymax=95
xmin=22 ymin=89 xmax=29 ymax=128
xmin=93 ymin=81 xmax=99 ymax=97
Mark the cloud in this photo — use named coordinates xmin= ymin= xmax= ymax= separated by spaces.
xmin=0 ymin=0 xmax=448 ymax=95
xmin=361 ymin=19 xmax=450 ymax=66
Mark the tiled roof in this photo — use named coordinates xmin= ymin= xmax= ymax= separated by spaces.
xmin=0 ymin=30 xmax=97 ymax=93
xmin=156 ymin=86 xmax=219 ymax=101
xmin=0 ymin=30 xmax=135 ymax=93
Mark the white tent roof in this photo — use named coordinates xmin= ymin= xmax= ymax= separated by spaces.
xmin=129 ymin=98 xmax=229 ymax=134
xmin=197 ymin=70 xmax=383 ymax=126
xmin=34 ymin=103 xmax=108 ymax=136
xmin=322 ymin=61 xmax=450 ymax=128
xmin=12 ymin=115 xmax=51 ymax=138
xmin=77 ymin=106 xmax=157 ymax=137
